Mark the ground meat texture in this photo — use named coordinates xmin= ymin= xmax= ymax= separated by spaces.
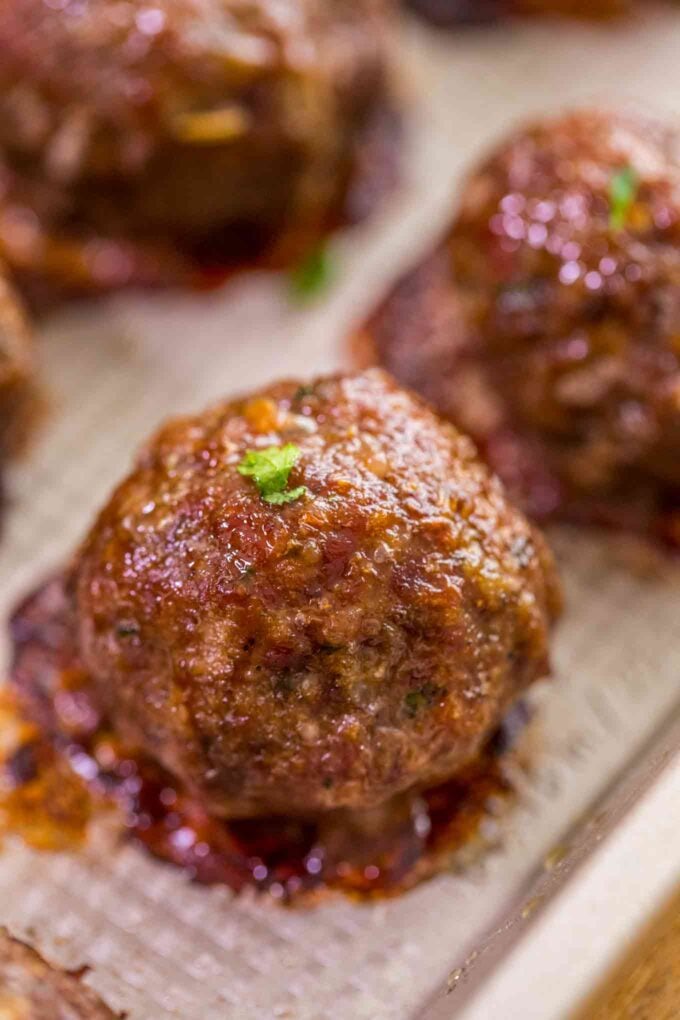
xmin=0 ymin=0 xmax=397 ymax=298
xmin=372 ymin=110 xmax=680 ymax=536
xmin=73 ymin=368 xmax=560 ymax=819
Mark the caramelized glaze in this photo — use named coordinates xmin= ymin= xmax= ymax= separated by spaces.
xmin=2 ymin=575 xmax=526 ymax=902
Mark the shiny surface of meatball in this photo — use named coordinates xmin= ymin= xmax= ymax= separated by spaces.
xmin=73 ymin=369 xmax=559 ymax=818
xmin=453 ymin=109 xmax=680 ymax=523
xmin=0 ymin=0 xmax=397 ymax=296
xmin=373 ymin=110 xmax=680 ymax=536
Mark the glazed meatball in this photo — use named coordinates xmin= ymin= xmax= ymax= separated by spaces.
xmin=0 ymin=0 xmax=397 ymax=298
xmin=372 ymin=110 xmax=680 ymax=537
xmin=73 ymin=369 xmax=559 ymax=819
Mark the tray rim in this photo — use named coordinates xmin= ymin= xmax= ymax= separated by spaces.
xmin=419 ymin=701 xmax=680 ymax=1019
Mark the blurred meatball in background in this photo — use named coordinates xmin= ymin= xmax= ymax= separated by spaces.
xmin=0 ymin=0 xmax=399 ymax=301
xmin=71 ymin=369 xmax=560 ymax=820
xmin=371 ymin=109 xmax=680 ymax=542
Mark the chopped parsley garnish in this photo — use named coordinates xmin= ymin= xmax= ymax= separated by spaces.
xmin=237 ymin=444 xmax=307 ymax=505
xmin=262 ymin=487 xmax=308 ymax=505
xmin=609 ymin=166 xmax=638 ymax=230
xmin=289 ymin=245 xmax=334 ymax=301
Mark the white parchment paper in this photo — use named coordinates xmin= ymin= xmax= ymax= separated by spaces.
xmin=1 ymin=6 xmax=680 ymax=1018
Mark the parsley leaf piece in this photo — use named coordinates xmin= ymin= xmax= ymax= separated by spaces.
xmin=609 ymin=166 xmax=638 ymax=231
xmin=263 ymin=485 xmax=307 ymax=505
xmin=289 ymin=245 xmax=334 ymax=302
xmin=237 ymin=444 xmax=307 ymax=505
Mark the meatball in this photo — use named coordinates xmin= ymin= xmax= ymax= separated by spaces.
xmin=0 ymin=0 xmax=398 ymax=298
xmin=372 ymin=110 xmax=680 ymax=537
xmin=72 ymin=368 xmax=559 ymax=819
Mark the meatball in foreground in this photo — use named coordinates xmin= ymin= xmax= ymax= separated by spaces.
xmin=373 ymin=110 xmax=680 ymax=538
xmin=0 ymin=0 xmax=397 ymax=298
xmin=73 ymin=369 xmax=559 ymax=819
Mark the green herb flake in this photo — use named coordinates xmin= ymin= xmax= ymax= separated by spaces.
xmin=237 ymin=443 xmax=307 ymax=505
xmin=609 ymin=166 xmax=638 ymax=231
xmin=288 ymin=245 xmax=334 ymax=302
xmin=262 ymin=485 xmax=307 ymax=505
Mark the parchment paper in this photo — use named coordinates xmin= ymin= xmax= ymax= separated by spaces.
xmin=1 ymin=6 xmax=680 ymax=1018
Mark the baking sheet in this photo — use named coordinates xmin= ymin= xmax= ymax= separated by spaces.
xmin=2 ymin=6 xmax=680 ymax=1018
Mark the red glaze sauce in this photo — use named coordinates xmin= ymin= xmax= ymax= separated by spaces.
xmin=2 ymin=577 xmax=526 ymax=902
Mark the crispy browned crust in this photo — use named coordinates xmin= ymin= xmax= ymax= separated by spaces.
xmin=72 ymin=368 xmax=559 ymax=819
xmin=0 ymin=929 xmax=119 ymax=1020
xmin=0 ymin=0 xmax=399 ymax=301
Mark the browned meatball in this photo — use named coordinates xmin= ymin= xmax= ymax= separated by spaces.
xmin=372 ymin=110 xmax=680 ymax=540
xmin=0 ymin=0 xmax=398 ymax=298
xmin=72 ymin=368 xmax=559 ymax=819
